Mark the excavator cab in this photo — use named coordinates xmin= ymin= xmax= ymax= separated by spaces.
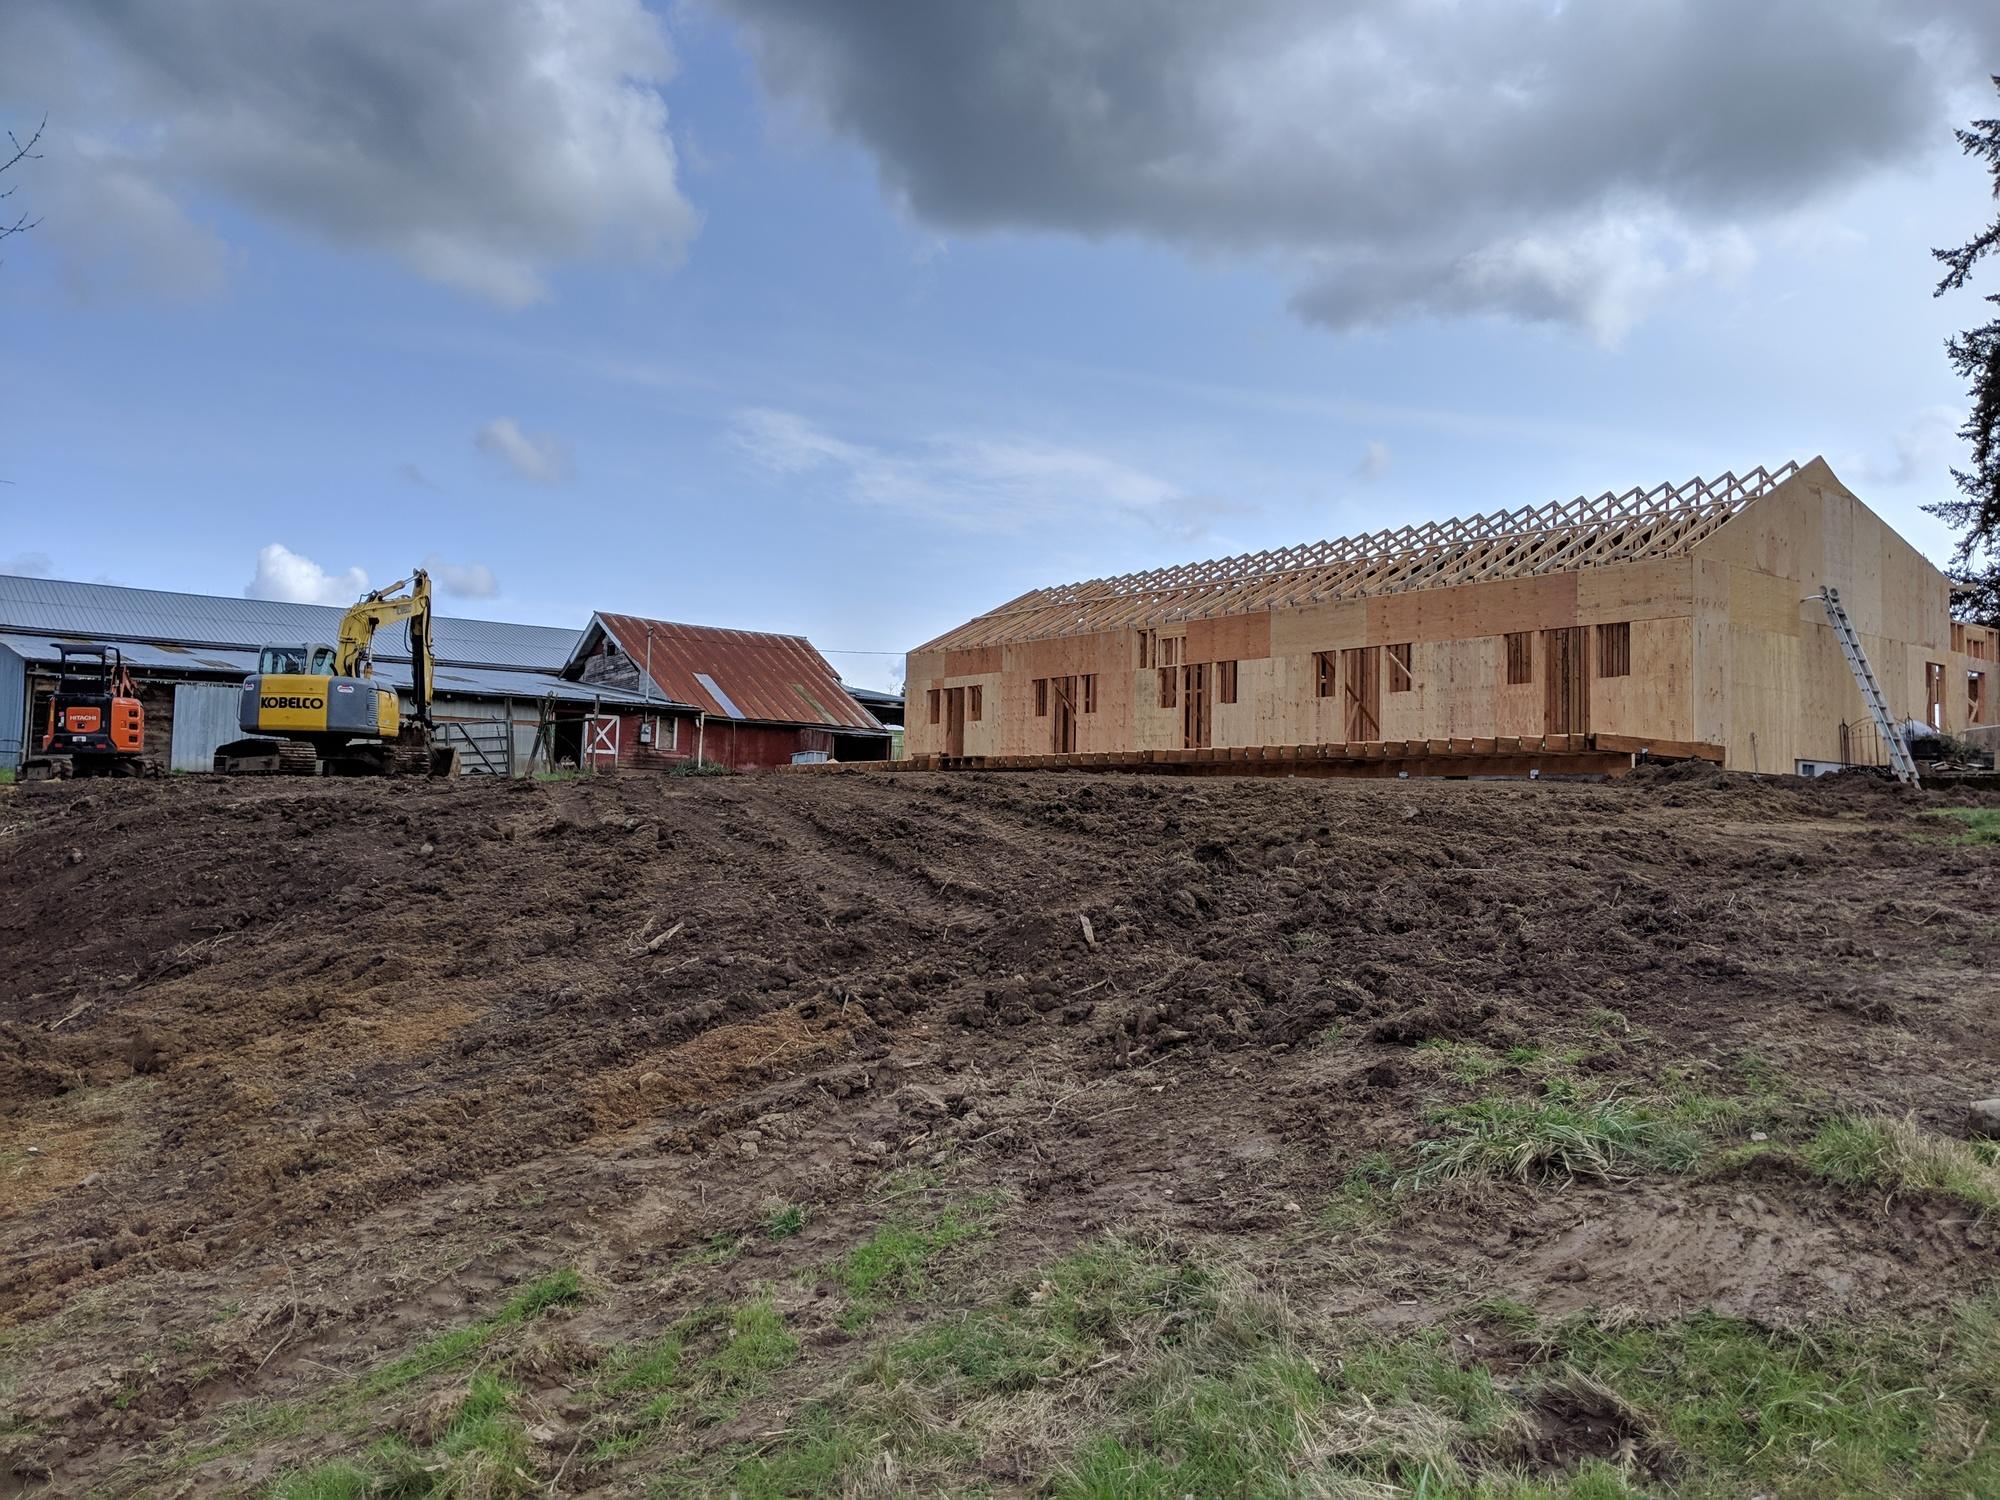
xmin=216 ymin=572 xmax=450 ymax=776
xmin=257 ymin=645 xmax=344 ymax=676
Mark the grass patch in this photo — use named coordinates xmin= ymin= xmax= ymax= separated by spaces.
xmin=1411 ymin=1039 xmax=1506 ymax=1084
xmin=358 ymin=1269 xmax=584 ymax=1398
xmin=670 ymin=1232 xmax=742 ymax=1273
xmin=824 ymin=1197 xmax=993 ymax=1327
xmin=764 ymin=1202 xmax=808 ymax=1240
xmin=668 ymin=758 xmax=737 ymax=778
xmin=587 ymin=1295 xmax=798 ymax=1465
xmin=1409 ymin=1095 xmax=1701 ymax=1186
xmin=1803 ymin=1114 xmax=2000 ymax=1211
xmin=1924 ymin=807 xmax=2000 ymax=845
xmin=676 ymin=1236 xmax=1210 ymax=1497
xmin=691 ymin=1296 xmax=799 ymax=1413
xmin=189 ymin=1269 xmax=583 ymax=1470
xmin=272 ymin=1370 xmax=534 ymax=1499
xmin=1055 ymin=1285 xmax=1528 ymax=1498
xmin=1550 ymin=1298 xmax=2000 ymax=1496
xmin=1316 ymin=1152 xmax=1396 ymax=1232
xmin=647 ymin=1226 xmax=2000 ymax=1500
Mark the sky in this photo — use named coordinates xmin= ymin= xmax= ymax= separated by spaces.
xmin=1 ymin=1 xmax=1997 ymax=694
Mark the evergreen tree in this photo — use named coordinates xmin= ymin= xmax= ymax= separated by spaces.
xmin=1931 ymin=77 xmax=2000 ymax=625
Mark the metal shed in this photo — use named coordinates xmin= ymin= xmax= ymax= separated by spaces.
xmin=0 ymin=575 xmax=653 ymax=776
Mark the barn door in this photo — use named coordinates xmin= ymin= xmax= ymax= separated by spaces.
xmin=1342 ymin=647 xmax=1380 ymax=741
xmin=943 ymin=686 xmax=967 ymax=757
xmin=1050 ymin=675 xmax=1078 ymax=753
xmin=1183 ymin=663 xmax=1210 ymax=748
xmin=1542 ymin=627 xmax=1590 ymax=735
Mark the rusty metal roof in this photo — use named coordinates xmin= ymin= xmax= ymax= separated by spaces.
xmin=579 ymin=614 xmax=886 ymax=732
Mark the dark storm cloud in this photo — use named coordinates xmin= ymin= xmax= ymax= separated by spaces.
xmin=0 ymin=0 xmax=698 ymax=304
xmin=719 ymin=0 xmax=2000 ymax=337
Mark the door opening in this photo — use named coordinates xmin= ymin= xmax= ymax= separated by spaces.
xmin=1341 ymin=646 xmax=1380 ymax=741
xmin=1050 ymin=675 xmax=1078 ymax=753
xmin=1183 ymin=662 xmax=1210 ymax=748
xmin=1542 ymin=627 xmax=1590 ymax=735
xmin=943 ymin=686 xmax=967 ymax=756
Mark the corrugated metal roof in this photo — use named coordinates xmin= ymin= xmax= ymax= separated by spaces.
xmin=0 ymin=629 xmax=653 ymax=707
xmin=0 ymin=574 xmax=579 ymax=669
xmin=581 ymin=614 xmax=886 ymax=732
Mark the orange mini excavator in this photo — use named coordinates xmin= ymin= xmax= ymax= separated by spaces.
xmin=21 ymin=644 xmax=157 ymax=779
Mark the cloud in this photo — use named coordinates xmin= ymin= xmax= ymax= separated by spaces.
xmin=476 ymin=417 xmax=570 ymax=484
xmin=730 ymin=407 xmax=1236 ymax=539
xmin=719 ymin=0 xmax=2000 ymax=339
xmin=398 ymin=462 xmax=442 ymax=491
xmin=0 ymin=0 xmax=699 ymax=306
xmin=246 ymin=543 xmax=368 ymax=605
xmin=1353 ymin=441 xmax=1391 ymax=483
xmin=422 ymin=554 xmax=501 ymax=599
xmin=1847 ymin=406 xmax=1964 ymax=489
xmin=2 ymin=551 xmax=52 ymax=577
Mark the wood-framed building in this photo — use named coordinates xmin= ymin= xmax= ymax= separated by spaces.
xmin=906 ymin=458 xmax=1999 ymax=775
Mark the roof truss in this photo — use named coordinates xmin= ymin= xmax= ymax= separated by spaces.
xmin=920 ymin=462 xmax=1799 ymax=651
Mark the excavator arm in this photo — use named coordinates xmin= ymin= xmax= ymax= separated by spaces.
xmin=334 ymin=569 xmax=435 ymax=728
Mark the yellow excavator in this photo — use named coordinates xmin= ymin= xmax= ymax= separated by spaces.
xmin=214 ymin=569 xmax=457 ymax=776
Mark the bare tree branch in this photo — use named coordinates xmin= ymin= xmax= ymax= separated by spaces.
xmin=0 ymin=113 xmax=46 ymax=245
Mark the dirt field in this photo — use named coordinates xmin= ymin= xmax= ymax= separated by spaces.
xmin=2 ymin=767 xmax=1997 ymax=1498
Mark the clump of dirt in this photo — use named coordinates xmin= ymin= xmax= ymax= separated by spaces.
xmin=0 ymin=768 xmax=1994 ymax=1495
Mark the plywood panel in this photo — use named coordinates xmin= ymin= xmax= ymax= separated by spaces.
xmin=1269 ymin=599 xmax=1368 ymax=655
xmin=1589 ymin=618 xmax=1693 ymax=741
xmin=1575 ymin=560 xmax=1695 ymax=624
xmin=1187 ymin=612 xmax=1273 ymax=662
xmin=1366 ymin=572 xmax=1580 ymax=646
xmin=944 ymin=646 xmax=1002 ymax=677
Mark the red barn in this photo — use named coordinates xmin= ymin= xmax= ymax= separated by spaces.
xmin=559 ymin=614 xmax=892 ymax=772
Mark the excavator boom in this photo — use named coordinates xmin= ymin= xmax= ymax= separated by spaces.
xmin=215 ymin=567 xmax=451 ymax=775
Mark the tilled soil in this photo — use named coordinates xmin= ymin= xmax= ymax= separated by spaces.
xmin=1 ymin=767 xmax=1996 ymax=1494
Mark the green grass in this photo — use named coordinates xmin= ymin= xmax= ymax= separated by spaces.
xmin=668 ymin=758 xmax=737 ymax=778
xmin=1924 ymin=807 xmax=2000 ymax=845
xmin=764 ymin=1202 xmax=808 ymax=1240
xmin=1411 ymin=1039 xmax=1506 ymax=1084
xmin=671 ymin=1237 xmax=1210 ymax=1498
xmin=1408 ymin=1095 xmax=1702 ymax=1186
xmin=587 ymin=1296 xmax=799 ymax=1465
xmin=1548 ymin=1298 xmax=2000 ymax=1496
xmin=272 ymin=1370 xmax=534 ymax=1499
xmin=1316 ymin=1152 xmax=1396 ymax=1232
xmin=693 ymin=1297 xmax=799 ymax=1409
xmin=358 ymin=1269 xmax=584 ymax=1397
xmin=1803 ymin=1114 xmax=2000 ymax=1211
xmin=190 ymin=1269 xmax=582 ymax=1471
xmin=824 ymin=1197 xmax=993 ymax=1327
xmin=635 ymin=1223 xmax=2000 ymax=1500
xmin=0 ymin=768 xmax=14 ymax=786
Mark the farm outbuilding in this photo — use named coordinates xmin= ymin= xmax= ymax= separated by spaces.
xmin=561 ymin=614 xmax=893 ymax=771
xmin=906 ymin=458 xmax=1998 ymax=775
xmin=0 ymin=575 xmax=654 ymax=775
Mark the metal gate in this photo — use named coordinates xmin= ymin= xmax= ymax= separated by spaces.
xmin=436 ymin=720 xmax=511 ymax=776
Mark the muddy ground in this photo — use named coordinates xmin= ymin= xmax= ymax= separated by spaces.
xmin=1 ymin=767 xmax=1996 ymax=1496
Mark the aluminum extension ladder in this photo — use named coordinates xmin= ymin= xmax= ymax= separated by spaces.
xmin=1815 ymin=586 xmax=1919 ymax=785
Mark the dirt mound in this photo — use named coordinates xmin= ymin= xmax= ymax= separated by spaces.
xmin=1 ymin=770 xmax=1995 ymax=1495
